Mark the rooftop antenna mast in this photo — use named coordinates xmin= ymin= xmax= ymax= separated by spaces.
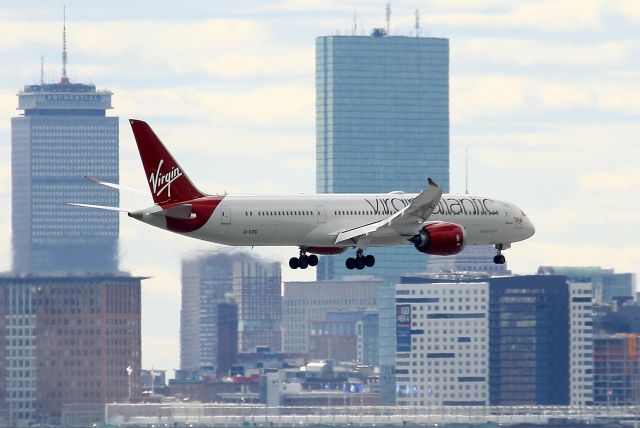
xmin=386 ymin=3 xmax=391 ymax=34
xmin=353 ymin=11 xmax=357 ymax=35
xmin=40 ymin=56 xmax=44 ymax=84
xmin=61 ymin=5 xmax=69 ymax=83
xmin=415 ymin=9 xmax=420 ymax=37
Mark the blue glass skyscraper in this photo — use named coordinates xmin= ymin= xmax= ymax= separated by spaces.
xmin=316 ymin=33 xmax=449 ymax=283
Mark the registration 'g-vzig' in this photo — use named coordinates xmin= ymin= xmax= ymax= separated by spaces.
xmin=73 ymin=120 xmax=535 ymax=270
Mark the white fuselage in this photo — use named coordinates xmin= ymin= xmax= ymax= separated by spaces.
xmin=136 ymin=192 xmax=535 ymax=249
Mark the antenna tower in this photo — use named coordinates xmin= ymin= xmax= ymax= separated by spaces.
xmin=385 ymin=3 xmax=391 ymax=34
xmin=40 ymin=56 xmax=44 ymax=84
xmin=415 ymin=9 xmax=420 ymax=37
xmin=61 ymin=5 xmax=69 ymax=83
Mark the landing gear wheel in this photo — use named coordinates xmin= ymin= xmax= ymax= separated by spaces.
xmin=355 ymin=258 xmax=366 ymax=270
xmin=289 ymin=257 xmax=299 ymax=269
xmin=493 ymin=254 xmax=506 ymax=265
xmin=345 ymin=257 xmax=356 ymax=270
xmin=364 ymin=255 xmax=375 ymax=267
xmin=298 ymin=255 xmax=309 ymax=269
xmin=308 ymin=254 xmax=319 ymax=267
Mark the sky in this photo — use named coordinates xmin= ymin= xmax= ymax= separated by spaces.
xmin=1 ymin=0 xmax=639 ymax=370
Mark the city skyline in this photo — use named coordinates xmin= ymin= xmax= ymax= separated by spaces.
xmin=1 ymin=1 xmax=639 ymax=370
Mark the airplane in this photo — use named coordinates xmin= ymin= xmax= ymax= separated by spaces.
xmin=72 ymin=119 xmax=535 ymax=270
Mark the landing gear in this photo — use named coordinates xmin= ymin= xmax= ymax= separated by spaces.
xmin=289 ymin=249 xmax=319 ymax=270
xmin=345 ymin=250 xmax=375 ymax=270
xmin=493 ymin=244 xmax=506 ymax=265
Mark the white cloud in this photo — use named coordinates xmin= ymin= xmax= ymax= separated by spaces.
xmin=579 ymin=169 xmax=640 ymax=193
xmin=427 ymin=0 xmax=603 ymax=33
xmin=454 ymin=38 xmax=635 ymax=68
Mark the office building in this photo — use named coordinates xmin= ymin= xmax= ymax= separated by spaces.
xmin=538 ymin=266 xmax=636 ymax=303
xmin=180 ymin=251 xmax=280 ymax=372
xmin=426 ymin=245 xmax=508 ymax=275
xmin=356 ymin=313 xmax=379 ymax=366
xmin=282 ymin=279 xmax=380 ymax=354
xmin=593 ymin=334 xmax=640 ymax=405
xmin=11 ymin=33 xmax=119 ymax=273
xmin=395 ymin=281 xmax=489 ymax=406
xmin=489 ymin=275 xmax=570 ymax=405
xmin=378 ymin=280 xmax=397 ymax=405
xmin=232 ymin=256 xmax=281 ymax=353
xmin=309 ymin=312 xmax=363 ymax=361
xmin=315 ymin=33 xmax=449 ymax=284
xmin=0 ymin=274 xmax=142 ymax=426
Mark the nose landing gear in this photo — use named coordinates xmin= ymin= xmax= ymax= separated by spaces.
xmin=345 ymin=249 xmax=375 ymax=270
xmin=493 ymin=244 xmax=506 ymax=265
xmin=289 ymin=249 xmax=319 ymax=270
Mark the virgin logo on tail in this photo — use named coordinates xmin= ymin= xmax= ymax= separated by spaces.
xmin=149 ymin=159 xmax=182 ymax=198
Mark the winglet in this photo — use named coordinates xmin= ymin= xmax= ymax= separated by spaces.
xmin=427 ymin=177 xmax=439 ymax=187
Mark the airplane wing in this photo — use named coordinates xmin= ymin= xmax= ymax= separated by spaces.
xmin=335 ymin=178 xmax=443 ymax=245
xmin=84 ymin=176 xmax=149 ymax=196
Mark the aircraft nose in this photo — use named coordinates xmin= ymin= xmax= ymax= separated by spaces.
xmin=524 ymin=216 xmax=536 ymax=239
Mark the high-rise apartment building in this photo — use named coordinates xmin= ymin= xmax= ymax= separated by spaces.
xmin=315 ymin=33 xmax=449 ymax=284
xmin=0 ymin=275 xmax=142 ymax=426
xmin=11 ymin=54 xmax=119 ymax=273
xmin=180 ymin=251 xmax=281 ymax=372
xmin=282 ymin=279 xmax=380 ymax=354
xmin=568 ymin=282 xmax=595 ymax=405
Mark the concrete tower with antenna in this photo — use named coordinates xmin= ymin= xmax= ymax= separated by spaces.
xmin=11 ymin=8 xmax=120 ymax=276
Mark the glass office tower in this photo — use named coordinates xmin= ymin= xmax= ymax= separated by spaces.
xmin=315 ymin=34 xmax=449 ymax=284
xmin=11 ymin=80 xmax=119 ymax=273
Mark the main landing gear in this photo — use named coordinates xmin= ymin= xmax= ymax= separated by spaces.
xmin=345 ymin=249 xmax=375 ymax=270
xmin=493 ymin=244 xmax=506 ymax=265
xmin=289 ymin=249 xmax=318 ymax=270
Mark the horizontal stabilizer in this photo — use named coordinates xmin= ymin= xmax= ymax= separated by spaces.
xmin=69 ymin=203 xmax=130 ymax=213
xmin=84 ymin=176 xmax=149 ymax=196
xmin=157 ymin=204 xmax=195 ymax=220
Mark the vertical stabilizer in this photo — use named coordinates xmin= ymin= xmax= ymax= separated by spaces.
xmin=129 ymin=119 xmax=205 ymax=206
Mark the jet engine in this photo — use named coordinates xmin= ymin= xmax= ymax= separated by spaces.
xmin=409 ymin=222 xmax=466 ymax=256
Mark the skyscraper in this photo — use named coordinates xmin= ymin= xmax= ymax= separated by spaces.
xmin=315 ymin=33 xmax=449 ymax=284
xmin=11 ymin=20 xmax=119 ymax=273
xmin=180 ymin=251 xmax=281 ymax=372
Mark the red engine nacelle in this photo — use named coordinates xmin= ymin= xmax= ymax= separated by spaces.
xmin=409 ymin=222 xmax=466 ymax=256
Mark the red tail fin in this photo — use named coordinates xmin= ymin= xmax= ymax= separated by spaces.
xmin=129 ymin=119 xmax=204 ymax=205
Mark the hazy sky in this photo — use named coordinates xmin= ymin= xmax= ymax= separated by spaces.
xmin=1 ymin=0 xmax=639 ymax=370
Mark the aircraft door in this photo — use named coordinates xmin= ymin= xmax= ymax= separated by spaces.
xmin=315 ymin=205 xmax=326 ymax=223
xmin=221 ymin=206 xmax=231 ymax=224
